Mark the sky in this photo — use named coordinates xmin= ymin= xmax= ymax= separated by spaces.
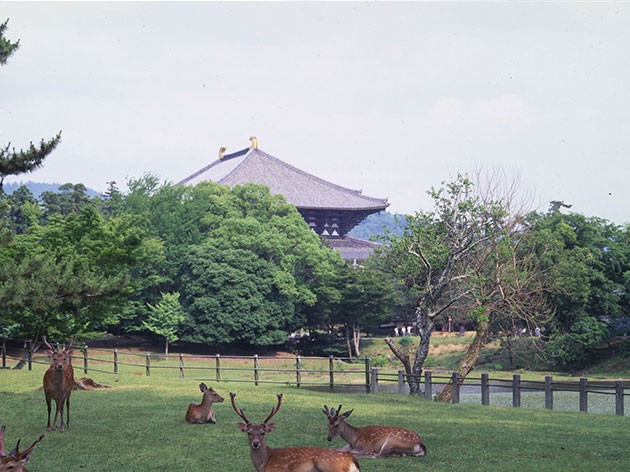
xmin=2 ymin=1 xmax=629 ymax=224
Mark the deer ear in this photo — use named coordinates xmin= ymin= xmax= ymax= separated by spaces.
xmin=264 ymin=422 xmax=276 ymax=433
xmin=236 ymin=422 xmax=248 ymax=432
xmin=199 ymin=383 xmax=207 ymax=392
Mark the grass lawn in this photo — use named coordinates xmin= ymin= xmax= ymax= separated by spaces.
xmin=1 ymin=362 xmax=629 ymax=471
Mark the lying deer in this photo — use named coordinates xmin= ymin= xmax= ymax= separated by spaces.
xmin=323 ymin=405 xmax=426 ymax=458
xmin=185 ymin=383 xmax=224 ymax=424
xmin=42 ymin=336 xmax=75 ymax=432
xmin=0 ymin=424 xmax=44 ymax=472
xmin=230 ymin=392 xmax=361 ymax=472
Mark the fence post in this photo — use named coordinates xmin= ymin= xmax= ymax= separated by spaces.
xmin=481 ymin=373 xmax=490 ymax=406
xmin=114 ymin=349 xmax=119 ymax=374
xmin=254 ymin=355 xmax=259 ymax=386
xmin=545 ymin=376 xmax=553 ymax=410
xmin=364 ymin=357 xmax=372 ymax=393
xmin=83 ymin=344 xmax=89 ymax=374
xmin=1 ymin=338 xmax=6 ymax=368
xmin=296 ymin=355 xmax=301 ymax=388
xmin=615 ymin=381 xmax=624 ymax=416
xmin=512 ymin=374 xmax=521 ymax=408
xmin=579 ymin=377 xmax=588 ymax=412
xmin=215 ymin=354 xmax=221 ymax=382
xmin=398 ymin=370 xmax=405 ymax=394
xmin=424 ymin=370 xmax=432 ymax=400
xmin=371 ymin=368 xmax=379 ymax=394
xmin=145 ymin=353 xmax=151 ymax=377
xmin=328 ymin=356 xmax=334 ymax=392
xmin=179 ymin=353 xmax=184 ymax=379
xmin=451 ymin=372 xmax=460 ymax=404
xmin=27 ymin=340 xmax=32 ymax=371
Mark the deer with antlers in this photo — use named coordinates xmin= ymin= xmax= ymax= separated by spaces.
xmin=323 ymin=405 xmax=426 ymax=459
xmin=185 ymin=383 xmax=224 ymax=424
xmin=0 ymin=424 xmax=44 ymax=472
xmin=230 ymin=392 xmax=361 ymax=472
xmin=42 ymin=336 xmax=75 ymax=432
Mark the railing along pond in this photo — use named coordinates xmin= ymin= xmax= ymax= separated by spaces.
xmin=1 ymin=338 xmax=628 ymax=416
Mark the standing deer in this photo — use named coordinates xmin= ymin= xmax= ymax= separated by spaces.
xmin=42 ymin=336 xmax=75 ymax=432
xmin=230 ymin=392 xmax=361 ymax=472
xmin=323 ymin=405 xmax=426 ymax=458
xmin=185 ymin=383 xmax=225 ymax=424
xmin=0 ymin=424 xmax=44 ymax=472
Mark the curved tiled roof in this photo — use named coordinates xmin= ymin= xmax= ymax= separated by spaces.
xmin=177 ymin=148 xmax=388 ymax=211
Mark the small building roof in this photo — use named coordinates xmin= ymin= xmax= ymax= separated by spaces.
xmin=326 ymin=236 xmax=384 ymax=261
xmin=177 ymin=147 xmax=388 ymax=212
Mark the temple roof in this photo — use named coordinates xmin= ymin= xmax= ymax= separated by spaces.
xmin=177 ymin=147 xmax=388 ymax=212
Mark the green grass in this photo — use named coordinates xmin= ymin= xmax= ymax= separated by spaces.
xmin=1 ymin=364 xmax=629 ymax=471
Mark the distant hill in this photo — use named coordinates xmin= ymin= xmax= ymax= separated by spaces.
xmin=348 ymin=211 xmax=408 ymax=241
xmin=3 ymin=181 xmax=101 ymax=198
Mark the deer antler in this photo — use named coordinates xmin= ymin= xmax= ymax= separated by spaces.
xmin=42 ymin=336 xmax=56 ymax=353
xmin=64 ymin=336 xmax=75 ymax=352
xmin=262 ymin=394 xmax=283 ymax=425
xmin=230 ymin=392 xmax=251 ymax=425
xmin=15 ymin=434 xmax=44 ymax=458
xmin=0 ymin=424 xmax=6 ymax=456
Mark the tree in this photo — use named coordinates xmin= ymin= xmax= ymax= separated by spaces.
xmin=335 ymin=262 xmax=398 ymax=357
xmin=527 ymin=208 xmax=630 ymax=368
xmin=0 ymin=20 xmax=61 ymax=190
xmin=383 ymin=174 xmax=518 ymax=394
xmin=179 ymin=183 xmax=341 ymax=347
xmin=0 ymin=207 xmax=161 ymax=340
xmin=143 ymin=292 xmax=186 ymax=355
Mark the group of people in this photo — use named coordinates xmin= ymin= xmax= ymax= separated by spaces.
xmin=393 ymin=326 xmax=414 ymax=336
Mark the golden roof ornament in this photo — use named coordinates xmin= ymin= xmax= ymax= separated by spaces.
xmin=218 ymin=146 xmax=227 ymax=159
xmin=249 ymin=136 xmax=259 ymax=150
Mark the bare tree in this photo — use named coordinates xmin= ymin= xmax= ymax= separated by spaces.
xmin=383 ymin=170 xmax=548 ymax=395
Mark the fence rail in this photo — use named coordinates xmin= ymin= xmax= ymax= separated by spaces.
xmin=2 ymin=338 xmax=628 ymax=416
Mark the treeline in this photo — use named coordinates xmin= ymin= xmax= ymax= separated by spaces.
xmin=0 ymin=175 xmax=628 ymax=372
xmin=0 ymin=178 xmax=400 ymax=358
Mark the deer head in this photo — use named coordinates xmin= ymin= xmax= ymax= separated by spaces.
xmin=323 ymin=404 xmax=353 ymax=442
xmin=0 ymin=425 xmax=44 ymax=472
xmin=200 ymin=383 xmax=224 ymax=403
xmin=43 ymin=336 xmax=74 ymax=371
xmin=230 ymin=392 xmax=282 ymax=450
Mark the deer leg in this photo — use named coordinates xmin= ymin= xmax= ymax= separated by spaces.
xmin=52 ymin=398 xmax=62 ymax=431
xmin=46 ymin=394 xmax=53 ymax=431
xmin=58 ymin=399 xmax=66 ymax=432
xmin=65 ymin=396 xmax=71 ymax=430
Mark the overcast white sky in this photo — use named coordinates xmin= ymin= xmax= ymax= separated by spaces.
xmin=2 ymin=2 xmax=629 ymax=223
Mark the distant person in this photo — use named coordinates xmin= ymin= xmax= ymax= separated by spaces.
xmin=394 ymin=327 xmax=399 ymax=337
xmin=401 ymin=326 xmax=407 ymax=336
xmin=407 ymin=326 xmax=413 ymax=335
xmin=459 ymin=325 xmax=465 ymax=337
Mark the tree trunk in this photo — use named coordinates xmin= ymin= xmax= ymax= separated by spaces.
xmin=345 ymin=325 xmax=352 ymax=358
xmin=384 ymin=337 xmax=413 ymax=386
xmin=13 ymin=342 xmax=41 ymax=370
xmin=409 ymin=316 xmax=433 ymax=395
xmin=352 ymin=323 xmax=361 ymax=357
xmin=435 ymin=321 xmax=490 ymax=402
xmin=165 ymin=338 xmax=169 ymax=356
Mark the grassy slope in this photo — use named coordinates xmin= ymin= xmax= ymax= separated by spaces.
xmin=1 ymin=363 xmax=629 ymax=471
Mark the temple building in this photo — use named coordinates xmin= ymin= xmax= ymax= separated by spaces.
xmin=177 ymin=137 xmax=389 ymax=264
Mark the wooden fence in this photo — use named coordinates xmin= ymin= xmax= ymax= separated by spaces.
xmin=2 ymin=338 xmax=628 ymax=416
